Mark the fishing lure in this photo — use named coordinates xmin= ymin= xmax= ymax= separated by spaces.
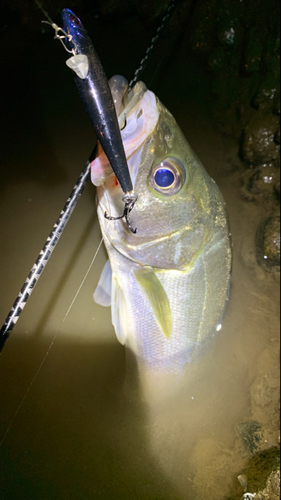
xmin=60 ymin=9 xmax=137 ymax=232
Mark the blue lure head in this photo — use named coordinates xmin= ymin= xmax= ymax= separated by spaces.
xmin=61 ymin=9 xmax=90 ymax=53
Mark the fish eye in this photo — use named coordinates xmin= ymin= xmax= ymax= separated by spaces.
xmin=154 ymin=168 xmax=175 ymax=188
xmin=149 ymin=158 xmax=185 ymax=195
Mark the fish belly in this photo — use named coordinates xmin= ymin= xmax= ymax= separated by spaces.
xmin=103 ymin=231 xmax=230 ymax=377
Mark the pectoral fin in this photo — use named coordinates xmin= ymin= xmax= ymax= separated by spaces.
xmin=93 ymin=259 xmax=112 ymax=307
xmin=133 ymin=267 xmax=172 ymax=339
xmin=111 ymin=276 xmax=128 ymax=345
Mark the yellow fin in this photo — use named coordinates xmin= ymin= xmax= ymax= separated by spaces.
xmin=133 ymin=267 xmax=172 ymax=339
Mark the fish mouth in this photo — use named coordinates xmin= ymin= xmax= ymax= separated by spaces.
xmin=91 ymin=77 xmax=159 ymax=188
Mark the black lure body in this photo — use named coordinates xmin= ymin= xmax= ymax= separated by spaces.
xmin=61 ymin=8 xmax=133 ymax=194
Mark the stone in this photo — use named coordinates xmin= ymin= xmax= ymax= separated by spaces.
xmin=242 ymin=111 xmax=280 ymax=164
xmin=256 ymin=214 xmax=280 ymax=271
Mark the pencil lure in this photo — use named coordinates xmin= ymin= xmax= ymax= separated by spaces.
xmin=61 ymin=9 xmax=137 ymax=232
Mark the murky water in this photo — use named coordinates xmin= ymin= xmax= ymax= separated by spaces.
xmin=0 ymin=15 xmax=279 ymax=500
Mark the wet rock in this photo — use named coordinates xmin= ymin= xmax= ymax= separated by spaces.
xmin=242 ymin=448 xmax=280 ymax=496
xmin=239 ymin=162 xmax=280 ymax=203
xmin=252 ymin=86 xmax=279 ymax=112
xmin=255 ymin=469 xmax=280 ymax=500
xmin=216 ymin=9 xmax=242 ymax=50
xmin=246 ymin=162 xmax=279 ymax=195
xmin=242 ymin=112 xmax=280 ymax=164
xmin=256 ymin=214 xmax=280 ymax=271
xmin=228 ymin=448 xmax=280 ymax=499
xmin=217 ymin=25 xmax=236 ymax=47
xmin=236 ymin=420 xmax=263 ymax=454
xmin=182 ymin=0 xmax=280 ymax=141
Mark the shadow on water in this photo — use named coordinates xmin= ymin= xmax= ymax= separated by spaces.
xmin=0 ymin=337 xmax=187 ymax=500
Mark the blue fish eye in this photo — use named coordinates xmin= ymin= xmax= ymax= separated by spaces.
xmin=149 ymin=158 xmax=185 ymax=196
xmin=154 ymin=168 xmax=175 ymax=188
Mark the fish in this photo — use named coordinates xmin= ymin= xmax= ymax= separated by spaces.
xmin=91 ymin=75 xmax=232 ymax=393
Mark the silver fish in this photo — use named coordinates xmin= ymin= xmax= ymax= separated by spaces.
xmin=91 ymin=76 xmax=232 ymax=386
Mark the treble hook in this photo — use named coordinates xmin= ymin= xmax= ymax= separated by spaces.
xmin=104 ymin=192 xmax=138 ymax=234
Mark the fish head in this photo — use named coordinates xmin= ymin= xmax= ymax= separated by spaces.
xmin=92 ymin=78 xmax=227 ymax=271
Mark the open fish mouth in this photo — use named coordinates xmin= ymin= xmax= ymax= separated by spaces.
xmin=90 ymin=77 xmax=159 ymax=188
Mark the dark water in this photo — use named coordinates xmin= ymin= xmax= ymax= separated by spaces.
xmin=0 ymin=13 xmax=279 ymax=500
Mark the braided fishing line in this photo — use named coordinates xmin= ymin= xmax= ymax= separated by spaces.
xmin=0 ymin=237 xmax=104 ymax=448
xmin=128 ymin=0 xmax=177 ymax=91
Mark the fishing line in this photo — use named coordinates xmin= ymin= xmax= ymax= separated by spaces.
xmin=128 ymin=0 xmax=177 ymax=91
xmin=35 ymin=0 xmax=78 ymax=54
xmin=0 ymin=237 xmax=104 ymax=448
xmin=63 ymin=236 xmax=104 ymax=319
xmin=34 ymin=0 xmax=53 ymax=24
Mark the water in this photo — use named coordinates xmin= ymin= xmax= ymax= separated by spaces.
xmin=0 ymin=15 xmax=279 ymax=500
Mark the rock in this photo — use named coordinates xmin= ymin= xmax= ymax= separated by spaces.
xmin=242 ymin=111 xmax=280 ymax=164
xmin=252 ymin=86 xmax=279 ymax=112
xmin=244 ymin=447 xmax=280 ymax=492
xmin=246 ymin=162 xmax=280 ymax=196
xmin=256 ymin=214 xmax=280 ymax=271
xmin=236 ymin=420 xmax=263 ymax=454
xmin=239 ymin=161 xmax=280 ymax=203
xmin=255 ymin=469 xmax=280 ymax=500
xmin=229 ymin=448 xmax=280 ymax=499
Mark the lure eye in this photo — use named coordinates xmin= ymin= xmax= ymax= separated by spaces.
xmin=149 ymin=158 xmax=185 ymax=195
xmin=69 ymin=13 xmax=81 ymax=26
